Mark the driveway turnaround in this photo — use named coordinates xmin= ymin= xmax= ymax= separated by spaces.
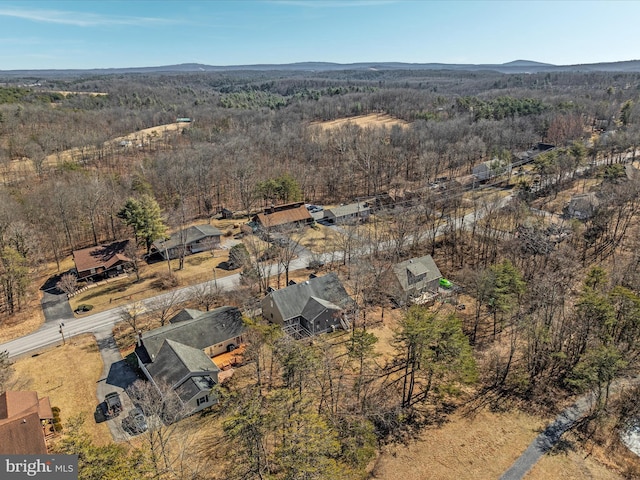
xmin=40 ymin=274 xmax=74 ymax=323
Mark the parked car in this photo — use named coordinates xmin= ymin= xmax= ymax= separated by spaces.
xmin=439 ymin=278 xmax=453 ymax=289
xmin=103 ymin=392 xmax=122 ymax=418
xmin=123 ymin=407 xmax=148 ymax=435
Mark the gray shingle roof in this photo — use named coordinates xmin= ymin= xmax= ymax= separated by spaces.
xmin=325 ymin=201 xmax=370 ymax=219
xmin=301 ymin=296 xmax=342 ymax=323
xmin=265 ymin=272 xmax=354 ymax=322
xmin=146 ymin=339 xmax=218 ymax=403
xmin=169 ymin=309 xmax=202 ymax=324
xmin=152 ymin=224 xmax=222 ymax=251
xmin=393 ymin=255 xmax=442 ymax=292
xmin=140 ymin=306 xmax=245 ymax=361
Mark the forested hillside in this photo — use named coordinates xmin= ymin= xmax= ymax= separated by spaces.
xmin=1 ymin=68 xmax=640 ymax=478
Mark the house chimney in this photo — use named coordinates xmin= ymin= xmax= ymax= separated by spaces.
xmin=137 ymin=330 xmax=143 ymax=347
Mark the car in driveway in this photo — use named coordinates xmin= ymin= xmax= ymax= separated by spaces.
xmin=102 ymin=392 xmax=123 ymax=418
xmin=122 ymin=407 xmax=148 ymax=435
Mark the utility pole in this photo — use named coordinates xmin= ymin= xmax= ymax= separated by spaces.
xmin=59 ymin=323 xmax=65 ymax=345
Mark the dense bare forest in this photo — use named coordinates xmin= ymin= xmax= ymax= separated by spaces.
xmin=2 ymin=68 xmax=640 ymax=479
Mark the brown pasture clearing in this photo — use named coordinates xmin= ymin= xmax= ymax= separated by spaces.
xmin=11 ymin=333 xmax=111 ymax=446
xmin=51 ymin=91 xmax=108 ymax=97
xmin=311 ymin=113 xmax=409 ymax=131
xmin=0 ymin=121 xmax=191 ymax=184
xmin=42 ymin=121 xmax=189 ymax=168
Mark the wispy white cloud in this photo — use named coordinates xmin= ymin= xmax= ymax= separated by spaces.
xmin=271 ymin=0 xmax=396 ymax=8
xmin=0 ymin=7 xmax=176 ymax=27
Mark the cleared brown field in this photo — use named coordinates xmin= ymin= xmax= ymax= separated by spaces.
xmin=311 ymin=113 xmax=409 ymax=131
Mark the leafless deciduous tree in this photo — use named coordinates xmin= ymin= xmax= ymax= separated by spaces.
xmin=119 ymin=301 xmax=146 ymax=333
xmin=126 ymin=379 xmax=211 ymax=480
xmin=0 ymin=350 xmax=14 ymax=394
xmin=56 ymin=273 xmax=78 ymax=296
xmin=147 ymin=289 xmax=182 ymax=326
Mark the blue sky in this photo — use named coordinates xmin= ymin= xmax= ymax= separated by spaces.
xmin=0 ymin=1 xmax=639 ymax=70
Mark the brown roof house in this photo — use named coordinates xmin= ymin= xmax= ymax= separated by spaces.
xmin=72 ymin=240 xmax=132 ymax=281
xmin=261 ymin=272 xmax=355 ymax=338
xmin=253 ymin=202 xmax=313 ymax=230
xmin=389 ymin=255 xmax=443 ymax=306
xmin=151 ymin=224 xmax=222 ymax=260
xmin=135 ymin=306 xmax=246 ymax=415
xmin=0 ymin=391 xmax=54 ymax=454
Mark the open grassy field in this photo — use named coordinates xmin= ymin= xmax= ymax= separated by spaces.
xmin=11 ymin=333 xmax=110 ymax=446
xmin=311 ymin=113 xmax=409 ymax=131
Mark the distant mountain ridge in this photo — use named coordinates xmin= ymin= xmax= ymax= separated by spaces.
xmin=2 ymin=59 xmax=640 ymax=76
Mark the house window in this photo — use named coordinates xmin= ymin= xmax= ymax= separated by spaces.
xmin=196 ymin=395 xmax=209 ymax=407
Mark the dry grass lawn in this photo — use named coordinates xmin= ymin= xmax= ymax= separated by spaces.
xmin=526 ymin=439 xmax=624 ymax=480
xmin=11 ymin=333 xmax=110 ymax=446
xmin=370 ymin=408 xmax=548 ymax=480
xmin=69 ymin=247 xmax=233 ymax=314
xmin=0 ymin=257 xmax=78 ymax=343
xmin=311 ymin=113 xmax=409 ymax=131
xmin=290 ymin=224 xmax=341 ymax=253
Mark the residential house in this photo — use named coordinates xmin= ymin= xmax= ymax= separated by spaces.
xmin=72 ymin=240 xmax=132 ymax=281
xmin=389 ymin=255 xmax=443 ymax=306
xmin=513 ymin=143 xmax=555 ymax=168
xmin=261 ymin=272 xmax=355 ymax=337
xmin=135 ymin=306 xmax=245 ymax=414
xmin=152 ymin=224 xmax=222 ymax=260
xmin=473 ymin=157 xmax=512 ymax=181
xmin=253 ymin=202 xmax=313 ymax=230
xmin=324 ymin=201 xmax=370 ymax=224
xmin=0 ymin=391 xmax=54 ymax=454
xmin=564 ymin=192 xmax=600 ymax=220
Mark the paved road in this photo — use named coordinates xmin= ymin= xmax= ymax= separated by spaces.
xmin=1 ymin=251 xmax=314 ymax=359
xmin=500 ymin=375 xmax=640 ymax=480
xmin=499 ymin=393 xmax=595 ymax=480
